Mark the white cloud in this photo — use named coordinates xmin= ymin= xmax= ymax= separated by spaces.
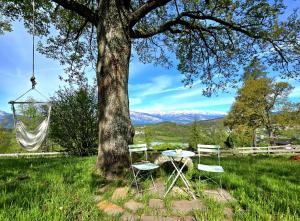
xmin=289 ymin=87 xmax=300 ymax=98
xmin=134 ymin=97 xmax=234 ymax=112
xmin=129 ymin=75 xmax=173 ymax=96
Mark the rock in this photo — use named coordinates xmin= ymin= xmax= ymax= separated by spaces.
xmin=223 ymin=207 xmax=233 ymax=221
xmin=93 ymin=195 xmax=103 ymax=203
xmin=154 ymin=180 xmax=165 ymax=198
xmin=203 ymin=189 xmax=236 ymax=203
xmin=154 ymin=156 xmax=194 ymax=170
xmin=97 ymin=200 xmax=124 ymax=215
xmin=140 ymin=215 xmax=193 ymax=221
xmin=112 ymin=187 xmax=130 ymax=201
xmin=141 ymin=215 xmax=158 ymax=221
xmin=121 ymin=212 xmax=139 ymax=221
xmin=171 ymin=187 xmax=188 ymax=197
xmin=96 ymin=185 xmax=109 ymax=194
xmin=172 ymin=200 xmax=205 ymax=214
xmin=124 ymin=199 xmax=144 ymax=212
xmin=149 ymin=199 xmax=164 ymax=209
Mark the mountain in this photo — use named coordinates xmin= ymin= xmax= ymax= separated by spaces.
xmin=130 ymin=110 xmax=227 ymax=125
xmin=0 ymin=109 xmax=227 ymax=128
xmin=0 ymin=111 xmax=13 ymax=128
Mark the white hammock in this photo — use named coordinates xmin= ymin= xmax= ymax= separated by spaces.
xmin=12 ymin=103 xmax=52 ymax=151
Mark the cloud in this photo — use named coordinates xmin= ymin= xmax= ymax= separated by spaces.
xmin=129 ymin=75 xmax=173 ymax=96
xmin=133 ymin=97 xmax=234 ymax=112
xmin=289 ymin=87 xmax=300 ymax=98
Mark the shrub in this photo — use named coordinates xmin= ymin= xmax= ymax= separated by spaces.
xmin=49 ymin=84 xmax=98 ymax=156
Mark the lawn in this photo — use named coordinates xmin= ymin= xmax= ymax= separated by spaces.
xmin=0 ymin=155 xmax=299 ymax=220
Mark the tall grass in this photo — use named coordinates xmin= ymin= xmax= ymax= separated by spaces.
xmin=0 ymin=155 xmax=299 ymax=220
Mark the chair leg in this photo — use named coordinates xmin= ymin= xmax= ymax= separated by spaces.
xmin=132 ymin=168 xmax=140 ymax=193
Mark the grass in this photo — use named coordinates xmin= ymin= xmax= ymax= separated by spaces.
xmin=0 ymin=155 xmax=299 ymax=220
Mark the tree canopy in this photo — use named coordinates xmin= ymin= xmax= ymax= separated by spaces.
xmin=1 ymin=0 xmax=300 ymax=176
xmin=1 ymin=0 xmax=299 ymax=92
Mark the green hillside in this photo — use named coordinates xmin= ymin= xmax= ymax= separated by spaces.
xmin=134 ymin=119 xmax=224 ymax=144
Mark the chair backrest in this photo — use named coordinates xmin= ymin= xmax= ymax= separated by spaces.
xmin=197 ymin=144 xmax=221 ymax=165
xmin=128 ymin=144 xmax=148 ymax=164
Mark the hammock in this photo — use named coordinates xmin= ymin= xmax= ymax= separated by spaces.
xmin=14 ymin=103 xmax=51 ymax=151
xmin=8 ymin=0 xmax=52 ymax=151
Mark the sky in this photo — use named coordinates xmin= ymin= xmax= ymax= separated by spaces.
xmin=0 ymin=2 xmax=299 ymax=114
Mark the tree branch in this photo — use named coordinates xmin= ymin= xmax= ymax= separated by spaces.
xmin=51 ymin=0 xmax=98 ymax=25
xmin=130 ymin=0 xmax=172 ymax=27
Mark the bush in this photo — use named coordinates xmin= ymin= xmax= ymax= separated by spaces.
xmin=49 ymin=84 xmax=98 ymax=156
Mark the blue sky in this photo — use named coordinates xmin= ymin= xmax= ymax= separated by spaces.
xmin=0 ymin=2 xmax=299 ymax=114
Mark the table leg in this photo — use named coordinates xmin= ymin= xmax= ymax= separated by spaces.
xmin=164 ymin=158 xmax=187 ymax=198
xmin=170 ymin=158 xmax=196 ymax=199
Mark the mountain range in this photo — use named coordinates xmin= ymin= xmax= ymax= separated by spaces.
xmin=0 ymin=110 xmax=14 ymax=128
xmin=0 ymin=110 xmax=226 ymax=127
xmin=130 ymin=110 xmax=227 ymax=125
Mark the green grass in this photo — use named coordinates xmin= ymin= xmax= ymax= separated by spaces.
xmin=0 ymin=155 xmax=299 ymax=220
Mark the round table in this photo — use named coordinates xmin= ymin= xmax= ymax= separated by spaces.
xmin=162 ymin=150 xmax=196 ymax=199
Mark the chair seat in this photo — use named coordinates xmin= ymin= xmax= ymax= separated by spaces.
xmin=132 ymin=162 xmax=159 ymax=171
xmin=198 ymin=164 xmax=224 ymax=173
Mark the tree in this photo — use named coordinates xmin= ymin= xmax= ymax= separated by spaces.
xmin=49 ymin=84 xmax=98 ymax=156
xmin=1 ymin=1 xmax=300 ymax=177
xmin=225 ymin=78 xmax=293 ymax=146
xmin=243 ymin=57 xmax=267 ymax=81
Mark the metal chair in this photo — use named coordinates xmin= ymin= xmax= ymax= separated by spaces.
xmin=197 ymin=144 xmax=224 ymax=196
xmin=129 ymin=144 xmax=159 ymax=193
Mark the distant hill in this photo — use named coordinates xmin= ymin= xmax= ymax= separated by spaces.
xmin=130 ymin=110 xmax=226 ymax=125
xmin=0 ymin=111 xmax=13 ymax=128
xmin=0 ymin=109 xmax=227 ymax=128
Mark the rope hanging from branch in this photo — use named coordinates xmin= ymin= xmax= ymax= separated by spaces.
xmin=8 ymin=0 xmax=52 ymax=151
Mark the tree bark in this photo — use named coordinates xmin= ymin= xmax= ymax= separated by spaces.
xmin=95 ymin=1 xmax=134 ymax=178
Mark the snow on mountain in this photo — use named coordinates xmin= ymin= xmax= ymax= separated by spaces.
xmin=130 ymin=110 xmax=227 ymax=125
xmin=0 ymin=109 xmax=227 ymax=127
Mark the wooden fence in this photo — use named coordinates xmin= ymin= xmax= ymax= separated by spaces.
xmin=0 ymin=152 xmax=67 ymax=158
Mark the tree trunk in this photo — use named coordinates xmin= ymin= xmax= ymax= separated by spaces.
xmin=267 ymin=127 xmax=274 ymax=146
xmin=95 ymin=1 xmax=134 ymax=178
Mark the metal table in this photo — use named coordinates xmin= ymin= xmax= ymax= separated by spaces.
xmin=162 ymin=150 xmax=196 ymax=199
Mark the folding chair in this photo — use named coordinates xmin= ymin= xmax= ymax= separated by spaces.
xmin=197 ymin=144 xmax=224 ymax=196
xmin=129 ymin=144 xmax=159 ymax=193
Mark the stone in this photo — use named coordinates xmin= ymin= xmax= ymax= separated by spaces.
xmin=203 ymin=189 xmax=236 ymax=203
xmin=97 ymin=200 xmax=124 ymax=215
xmin=96 ymin=185 xmax=109 ymax=194
xmin=121 ymin=212 xmax=139 ymax=221
xmin=140 ymin=215 xmax=194 ymax=221
xmin=154 ymin=156 xmax=194 ymax=170
xmin=172 ymin=200 xmax=205 ymax=214
xmin=154 ymin=180 xmax=165 ymax=198
xmin=124 ymin=199 xmax=144 ymax=212
xmin=93 ymin=195 xmax=103 ymax=203
xmin=165 ymin=217 xmax=194 ymax=221
xmin=171 ymin=187 xmax=188 ymax=197
xmin=223 ymin=207 xmax=233 ymax=221
xmin=149 ymin=199 xmax=165 ymax=209
xmin=112 ymin=187 xmax=130 ymax=201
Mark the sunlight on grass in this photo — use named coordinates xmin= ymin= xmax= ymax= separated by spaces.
xmin=0 ymin=155 xmax=299 ymax=220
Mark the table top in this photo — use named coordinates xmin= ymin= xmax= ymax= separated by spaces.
xmin=161 ymin=150 xmax=195 ymax=158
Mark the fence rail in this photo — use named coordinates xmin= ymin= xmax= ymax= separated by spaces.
xmin=0 ymin=152 xmax=67 ymax=158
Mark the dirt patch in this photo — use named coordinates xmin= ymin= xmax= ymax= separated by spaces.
xmin=290 ymin=155 xmax=300 ymax=161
